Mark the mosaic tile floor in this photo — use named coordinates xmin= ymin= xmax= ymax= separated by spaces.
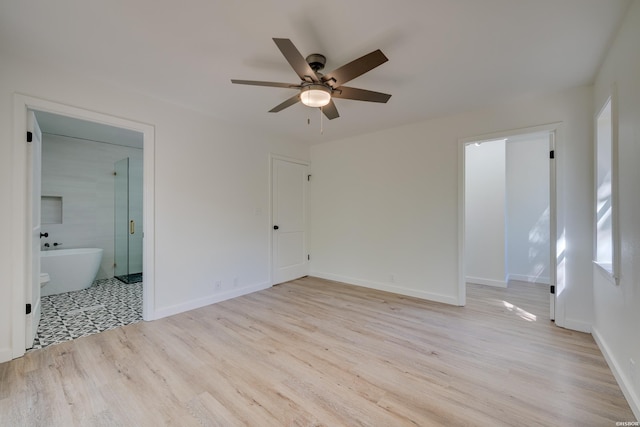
xmin=31 ymin=278 xmax=143 ymax=350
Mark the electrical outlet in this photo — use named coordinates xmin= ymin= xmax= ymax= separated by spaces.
xmin=389 ymin=274 xmax=395 ymax=283
xmin=214 ymin=280 xmax=222 ymax=291
xmin=233 ymin=277 xmax=239 ymax=288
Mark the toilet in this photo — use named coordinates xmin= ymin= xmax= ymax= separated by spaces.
xmin=40 ymin=272 xmax=50 ymax=288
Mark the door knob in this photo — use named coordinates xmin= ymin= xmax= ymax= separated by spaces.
xmin=273 ymin=225 xmax=279 ymax=230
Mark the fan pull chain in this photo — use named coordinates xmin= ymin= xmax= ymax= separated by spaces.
xmin=320 ymin=106 xmax=323 ymax=135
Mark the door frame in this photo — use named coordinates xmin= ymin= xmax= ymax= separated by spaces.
xmin=11 ymin=94 xmax=156 ymax=359
xmin=458 ymin=122 xmax=561 ymax=322
xmin=269 ymin=153 xmax=310 ymax=285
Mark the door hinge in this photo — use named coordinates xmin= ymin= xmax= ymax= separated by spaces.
xmin=307 ymin=254 xmax=310 ymax=261
xmin=550 ymin=285 xmax=555 ymax=295
xmin=26 ymin=303 xmax=32 ymax=315
xmin=550 ymin=150 xmax=555 ymax=159
xmin=27 ymin=131 xmax=33 ymax=143
xmin=307 ymin=174 xmax=312 ymax=182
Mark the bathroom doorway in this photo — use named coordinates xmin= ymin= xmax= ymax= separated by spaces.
xmin=33 ymin=112 xmax=145 ymax=348
xmin=11 ymin=94 xmax=155 ymax=358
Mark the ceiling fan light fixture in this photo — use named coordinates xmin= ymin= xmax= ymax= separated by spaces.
xmin=300 ymin=84 xmax=331 ymax=107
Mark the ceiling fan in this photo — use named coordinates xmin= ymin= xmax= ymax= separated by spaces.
xmin=231 ymin=38 xmax=391 ymax=120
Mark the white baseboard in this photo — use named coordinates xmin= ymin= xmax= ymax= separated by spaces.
xmin=507 ymin=274 xmax=550 ymax=285
xmin=0 ymin=347 xmax=14 ymax=363
xmin=560 ymin=318 xmax=592 ymax=333
xmin=153 ymin=281 xmax=271 ymax=320
xmin=466 ymin=276 xmax=507 ymax=288
xmin=310 ymin=271 xmax=459 ymax=306
xmin=592 ymin=326 xmax=640 ymax=421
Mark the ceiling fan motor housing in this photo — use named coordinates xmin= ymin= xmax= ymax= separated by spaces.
xmin=306 ymin=53 xmax=326 ymax=72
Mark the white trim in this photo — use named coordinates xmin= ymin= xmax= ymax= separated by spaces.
xmin=593 ymin=86 xmax=620 ymax=285
xmin=593 ymin=260 xmax=616 ymax=285
xmin=458 ymin=122 xmax=561 ymax=327
xmin=269 ymin=153 xmax=310 ymax=166
xmin=10 ymin=94 xmax=156 ymax=360
xmin=548 ymin=131 xmax=557 ymax=322
xmin=0 ymin=348 xmax=12 ymax=363
xmin=459 ymin=122 xmax=563 ymax=145
xmin=310 ymin=271 xmax=460 ymax=306
xmin=154 ymin=282 xmax=271 ymax=319
xmin=457 ymin=141 xmax=466 ymax=306
xmin=507 ymin=274 xmax=550 ymax=285
xmin=592 ymin=326 xmax=640 ymax=420
xmin=559 ymin=318 xmax=591 ymax=333
xmin=465 ymin=276 xmax=508 ymax=288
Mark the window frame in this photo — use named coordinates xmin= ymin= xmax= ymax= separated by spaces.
xmin=593 ymin=88 xmax=619 ymax=284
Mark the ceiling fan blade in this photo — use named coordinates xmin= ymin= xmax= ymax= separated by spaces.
xmin=231 ymin=79 xmax=299 ymax=89
xmin=321 ymin=99 xmax=340 ymax=120
xmin=332 ymin=86 xmax=391 ymax=103
xmin=273 ymin=38 xmax=319 ymax=82
xmin=269 ymin=94 xmax=301 ymax=113
xmin=322 ymin=49 xmax=388 ymax=87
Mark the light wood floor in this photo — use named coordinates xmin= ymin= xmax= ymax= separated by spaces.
xmin=0 ymin=277 xmax=634 ymax=426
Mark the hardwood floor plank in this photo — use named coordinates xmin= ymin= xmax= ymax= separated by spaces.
xmin=0 ymin=277 xmax=635 ymax=425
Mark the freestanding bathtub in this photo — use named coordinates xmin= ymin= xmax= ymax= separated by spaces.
xmin=40 ymin=248 xmax=104 ymax=296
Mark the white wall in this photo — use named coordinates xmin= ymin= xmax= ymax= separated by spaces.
xmin=310 ymin=84 xmax=593 ymax=328
xmin=0 ymin=53 xmax=308 ymax=362
xmin=465 ymin=140 xmax=507 ymax=287
xmin=592 ymin=0 xmax=640 ymax=418
xmin=308 ymin=127 xmax=460 ymax=305
xmin=506 ymin=135 xmax=550 ymax=284
xmin=41 ymin=133 xmax=143 ymax=280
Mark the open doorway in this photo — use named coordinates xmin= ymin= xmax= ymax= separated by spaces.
xmin=459 ymin=125 xmax=557 ymax=320
xmin=11 ymin=95 xmax=155 ymax=358
xmin=34 ymin=111 xmax=144 ymax=349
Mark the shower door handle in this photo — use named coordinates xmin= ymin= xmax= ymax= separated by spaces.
xmin=130 ymin=220 xmax=135 ymax=235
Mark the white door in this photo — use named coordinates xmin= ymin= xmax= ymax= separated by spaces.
xmin=272 ymin=158 xmax=308 ymax=284
xmin=26 ymin=111 xmax=42 ymax=348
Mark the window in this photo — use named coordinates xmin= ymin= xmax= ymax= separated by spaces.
xmin=595 ymin=95 xmax=618 ymax=281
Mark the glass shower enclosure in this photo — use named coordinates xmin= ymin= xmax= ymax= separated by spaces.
xmin=114 ymin=157 xmax=143 ymax=284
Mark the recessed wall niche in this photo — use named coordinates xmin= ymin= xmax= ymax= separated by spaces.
xmin=41 ymin=196 xmax=62 ymax=224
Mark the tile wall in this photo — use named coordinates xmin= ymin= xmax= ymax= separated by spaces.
xmin=41 ymin=134 xmax=143 ymax=279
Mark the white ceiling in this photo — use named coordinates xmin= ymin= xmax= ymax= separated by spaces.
xmin=0 ymin=0 xmax=631 ymax=144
